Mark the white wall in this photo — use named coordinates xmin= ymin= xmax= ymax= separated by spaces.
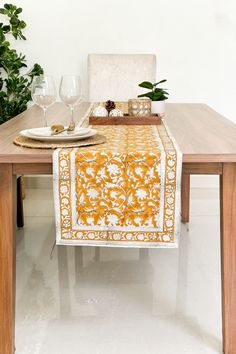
xmin=5 ymin=0 xmax=236 ymax=188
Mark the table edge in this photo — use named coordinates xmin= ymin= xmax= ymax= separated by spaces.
xmin=1 ymin=153 xmax=236 ymax=164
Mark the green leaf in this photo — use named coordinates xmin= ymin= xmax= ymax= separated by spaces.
xmin=19 ymin=21 xmax=26 ymax=29
xmin=138 ymin=92 xmax=154 ymax=100
xmin=153 ymin=79 xmax=167 ymax=86
xmin=154 ymin=88 xmax=168 ymax=94
xmin=15 ymin=7 xmax=22 ymax=14
xmin=0 ymin=36 xmax=5 ymax=45
xmin=0 ymin=8 xmax=6 ymax=14
xmin=10 ymin=17 xmax=19 ymax=26
xmin=138 ymin=81 xmax=153 ymax=89
xmin=152 ymin=92 xmax=163 ymax=101
xmin=2 ymin=25 xmax=10 ymax=32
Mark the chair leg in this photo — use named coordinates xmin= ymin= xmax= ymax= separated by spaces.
xmin=17 ymin=176 xmax=24 ymax=228
xmin=181 ymin=173 xmax=190 ymax=224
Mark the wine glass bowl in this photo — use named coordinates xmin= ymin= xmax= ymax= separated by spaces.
xmin=59 ymin=75 xmax=82 ymax=129
xmin=31 ymin=75 xmax=56 ymax=127
xmin=32 ymin=94 xmax=56 ymax=108
xmin=60 ymin=95 xmax=80 ymax=107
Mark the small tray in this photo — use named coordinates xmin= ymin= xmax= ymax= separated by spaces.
xmin=89 ymin=114 xmax=162 ymax=125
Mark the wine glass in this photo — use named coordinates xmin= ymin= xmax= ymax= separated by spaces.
xmin=31 ymin=75 xmax=56 ymax=127
xmin=59 ymin=75 xmax=82 ymax=129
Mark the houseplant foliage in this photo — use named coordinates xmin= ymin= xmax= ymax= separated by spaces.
xmin=138 ymin=80 xmax=169 ymax=101
xmin=0 ymin=3 xmax=43 ymax=124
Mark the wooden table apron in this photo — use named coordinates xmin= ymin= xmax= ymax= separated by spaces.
xmin=0 ymin=103 xmax=236 ymax=354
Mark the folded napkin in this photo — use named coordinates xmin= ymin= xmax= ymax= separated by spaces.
xmin=53 ymin=123 xmax=182 ymax=248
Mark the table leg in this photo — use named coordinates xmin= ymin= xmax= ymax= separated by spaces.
xmin=181 ymin=173 xmax=190 ymax=223
xmin=0 ymin=164 xmax=16 ymax=354
xmin=220 ymin=163 xmax=236 ymax=354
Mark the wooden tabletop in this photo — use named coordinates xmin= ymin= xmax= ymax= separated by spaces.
xmin=0 ymin=102 xmax=236 ymax=163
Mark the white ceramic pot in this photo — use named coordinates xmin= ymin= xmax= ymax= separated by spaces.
xmin=151 ymin=101 xmax=165 ymax=114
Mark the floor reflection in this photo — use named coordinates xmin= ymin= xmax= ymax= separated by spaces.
xmin=56 ymin=245 xmax=154 ymax=319
xmin=15 ymin=187 xmax=222 ymax=353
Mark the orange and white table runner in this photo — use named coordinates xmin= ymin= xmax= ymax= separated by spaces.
xmin=53 ymin=124 xmax=182 ymax=248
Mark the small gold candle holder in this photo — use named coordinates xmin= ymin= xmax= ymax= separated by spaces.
xmin=128 ymin=99 xmax=151 ymax=117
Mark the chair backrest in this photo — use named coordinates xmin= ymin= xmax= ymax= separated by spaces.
xmin=88 ymin=54 xmax=156 ymax=101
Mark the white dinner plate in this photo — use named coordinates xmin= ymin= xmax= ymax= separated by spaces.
xmin=27 ymin=127 xmax=90 ymax=138
xmin=20 ymin=128 xmax=97 ymax=142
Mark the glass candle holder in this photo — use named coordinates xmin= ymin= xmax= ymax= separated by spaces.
xmin=128 ymin=99 xmax=151 ymax=117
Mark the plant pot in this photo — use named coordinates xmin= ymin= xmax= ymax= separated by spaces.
xmin=151 ymin=101 xmax=165 ymax=114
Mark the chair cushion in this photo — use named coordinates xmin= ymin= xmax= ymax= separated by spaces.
xmin=88 ymin=54 xmax=156 ymax=101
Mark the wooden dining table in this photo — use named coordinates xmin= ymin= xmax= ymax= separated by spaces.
xmin=0 ymin=102 xmax=236 ymax=354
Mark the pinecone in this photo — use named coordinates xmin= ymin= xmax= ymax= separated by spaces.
xmin=105 ymin=100 xmax=116 ymax=114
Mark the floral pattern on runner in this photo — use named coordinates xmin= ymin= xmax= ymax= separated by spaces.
xmin=53 ymin=124 xmax=182 ymax=248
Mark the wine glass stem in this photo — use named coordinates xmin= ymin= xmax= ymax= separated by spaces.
xmin=43 ymin=107 xmax=47 ymax=127
xmin=70 ymin=107 xmax=74 ymax=123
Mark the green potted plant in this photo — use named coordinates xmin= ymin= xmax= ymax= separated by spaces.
xmin=0 ymin=3 xmax=43 ymax=124
xmin=138 ymin=79 xmax=169 ymax=114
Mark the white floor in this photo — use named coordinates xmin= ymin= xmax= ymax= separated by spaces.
xmin=16 ymin=184 xmax=222 ymax=354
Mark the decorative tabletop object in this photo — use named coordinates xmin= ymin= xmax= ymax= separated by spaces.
xmin=92 ymin=105 xmax=108 ymax=117
xmin=128 ymin=98 xmax=151 ymax=116
xmin=109 ymin=109 xmax=123 ymax=117
xmin=105 ymin=100 xmax=116 ymax=114
xmin=89 ymin=101 xmax=162 ymax=125
xmin=138 ymin=79 xmax=169 ymax=115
